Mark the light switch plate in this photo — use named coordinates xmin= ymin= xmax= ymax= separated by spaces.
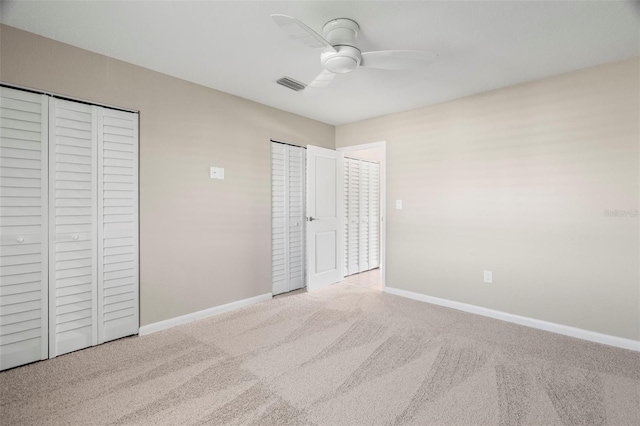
xmin=396 ymin=200 xmax=403 ymax=210
xmin=484 ymin=271 xmax=493 ymax=283
xmin=210 ymin=166 xmax=225 ymax=179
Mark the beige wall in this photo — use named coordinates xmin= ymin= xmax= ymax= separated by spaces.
xmin=337 ymin=57 xmax=640 ymax=341
xmin=3 ymin=23 xmax=638 ymax=342
xmin=0 ymin=25 xmax=334 ymax=326
xmin=344 ymin=147 xmax=383 ymax=163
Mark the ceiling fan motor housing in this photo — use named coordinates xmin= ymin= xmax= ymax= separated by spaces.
xmin=321 ymin=18 xmax=361 ymax=74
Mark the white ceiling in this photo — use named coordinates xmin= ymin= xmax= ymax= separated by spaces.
xmin=2 ymin=1 xmax=639 ymax=125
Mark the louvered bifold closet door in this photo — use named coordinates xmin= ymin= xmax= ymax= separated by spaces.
xmin=358 ymin=161 xmax=370 ymax=272
xmin=271 ymin=144 xmax=287 ymax=295
xmin=287 ymin=147 xmax=305 ymax=291
xmin=346 ymin=158 xmax=360 ymax=276
xmin=0 ymin=88 xmax=49 ymax=371
xmin=368 ymin=162 xmax=380 ymax=269
xmin=97 ymin=108 xmax=139 ymax=343
xmin=48 ymin=98 xmax=98 ymax=357
xmin=271 ymin=142 xmax=305 ymax=295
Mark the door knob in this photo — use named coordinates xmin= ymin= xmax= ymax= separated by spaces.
xmin=16 ymin=236 xmax=24 ymax=243
xmin=72 ymin=235 xmax=79 ymax=241
xmin=308 ymin=217 xmax=316 ymax=222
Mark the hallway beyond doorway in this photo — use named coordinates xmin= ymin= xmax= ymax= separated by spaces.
xmin=341 ymin=268 xmax=381 ymax=290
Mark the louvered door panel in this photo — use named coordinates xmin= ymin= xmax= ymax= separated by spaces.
xmin=271 ymin=143 xmax=287 ymax=295
xmin=347 ymin=158 xmax=360 ymax=276
xmin=97 ymin=108 xmax=138 ymax=343
xmin=0 ymin=87 xmax=49 ymax=370
xmin=342 ymin=160 xmax=349 ymax=276
xmin=358 ymin=161 xmax=370 ymax=272
xmin=271 ymin=143 xmax=306 ymax=295
xmin=369 ymin=163 xmax=380 ymax=269
xmin=49 ymin=97 xmax=97 ymax=357
xmin=287 ymin=147 xmax=305 ymax=291
xmin=343 ymin=158 xmax=381 ymax=277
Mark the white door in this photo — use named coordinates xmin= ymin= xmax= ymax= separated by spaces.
xmin=48 ymin=98 xmax=98 ymax=357
xmin=306 ymin=145 xmax=343 ymax=290
xmin=271 ymin=142 xmax=306 ymax=295
xmin=97 ymin=107 xmax=139 ymax=343
xmin=0 ymin=87 xmax=49 ymax=370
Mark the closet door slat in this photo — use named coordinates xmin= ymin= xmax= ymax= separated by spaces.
xmin=271 ymin=143 xmax=305 ymax=295
xmin=359 ymin=161 xmax=370 ymax=273
xmin=287 ymin=147 xmax=305 ymax=291
xmin=97 ymin=108 xmax=139 ymax=344
xmin=49 ymin=98 xmax=97 ymax=357
xmin=0 ymin=87 xmax=49 ymax=371
xmin=347 ymin=159 xmax=360 ymax=275
xmin=342 ymin=159 xmax=349 ymax=277
xmin=369 ymin=163 xmax=380 ymax=269
xmin=271 ymin=143 xmax=287 ymax=296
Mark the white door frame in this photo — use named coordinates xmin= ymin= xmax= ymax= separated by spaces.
xmin=337 ymin=141 xmax=386 ymax=290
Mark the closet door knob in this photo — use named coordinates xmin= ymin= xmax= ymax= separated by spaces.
xmin=16 ymin=236 xmax=24 ymax=243
xmin=72 ymin=235 xmax=79 ymax=241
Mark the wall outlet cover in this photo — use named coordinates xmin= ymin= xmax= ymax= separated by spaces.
xmin=484 ymin=270 xmax=493 ymax=283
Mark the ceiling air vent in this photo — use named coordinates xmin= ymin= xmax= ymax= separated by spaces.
xmin=277 ymin=77 xmax=306 ymax=92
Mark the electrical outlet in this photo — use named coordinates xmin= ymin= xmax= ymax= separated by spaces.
xmin=483 ymin=271 xmax=493 ymax=283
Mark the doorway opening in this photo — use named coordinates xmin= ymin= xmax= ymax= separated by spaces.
xmin=270 ymin=140 xmax=386 ymax=296
xmin=337 ymin=142 xmax=386 ymax=291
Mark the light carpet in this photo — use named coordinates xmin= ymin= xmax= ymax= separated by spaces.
xmin=1 ymin=283 xmax=639 ymax=425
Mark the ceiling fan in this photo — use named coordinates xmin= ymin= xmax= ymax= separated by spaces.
xmin=271 ymin=14 xmax=438 ymax=90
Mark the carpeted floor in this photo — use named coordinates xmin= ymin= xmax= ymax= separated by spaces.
xmin=1 ymin=282 xmax=639 ymax=425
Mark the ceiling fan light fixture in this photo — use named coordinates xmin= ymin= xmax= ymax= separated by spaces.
xmin=271 ymin=14 xmax=437 ymax=88
xmin=321 ymin=46 xmax=361 ymax=74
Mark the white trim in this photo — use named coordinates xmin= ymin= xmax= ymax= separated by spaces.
xmin=0 ymin=81 xmax=139 ymax=113
xmin=138 ymin=293 xmax=273 ymax=336
xmin=385 ymin=287 xmax=640 ymax=352
xmin=337 ymin=141 xmax=386 ymax=290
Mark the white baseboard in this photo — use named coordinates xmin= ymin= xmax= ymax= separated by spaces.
xmin=139 ymin=293 xmax=272 ymax=336
xmin=384 ymin=287 xmax=640 ymax=352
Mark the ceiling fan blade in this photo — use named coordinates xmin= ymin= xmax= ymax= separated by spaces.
xmin=306 ymin=69 xmax=336 ymax=90
xmin=360 ymin=50 xmax=438 ymax=71
xmin=271 ymin=14 xmax=336 ymax=53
